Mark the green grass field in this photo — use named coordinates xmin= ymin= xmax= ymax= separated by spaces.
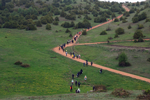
xmin=1 ymin=1 xmax=150 ymax=99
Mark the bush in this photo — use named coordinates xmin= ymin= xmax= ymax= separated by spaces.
xmin=36 ymin=20 xmax=42 ymax=27
xmin=100 ymin=31 xmax=107 ymax=35
xmin=144 ymin=89 xmax=150 ymax=95
xmin=14 ymin=61 xmax=22 ymax=65
xmin=138 ymin=24 xmax=144 ymax=29
xmin=112 ymin=88 xmax=130 ymax=97
xmin=18 ymin=25 xmax=26 ymax=29
xmin=21 ymin=64 xmax=30 ymax=68
xmin=82 ymin=30 xmax=87 ymax=35
xmin=133 ymin=30 xmax=143 ymax=39
xmin=53 ymin=21 xmax=58 ymax=25
xmin=26 ymin=24 xmax=37 ymax=30
xmin=128 ymin=25 xmax=131 ymax=29
xmin=122 ymin=19 xmax=127 ymax=23
xmin=134 ymin=39 xmax=137 ymax=43
xmin=69 ymin=33 xmax=72 ymax=37
xmin=138 ymin=37 xmax=144 ymax=42
xmin=65 ymin=29 xmax=70 ymax=33
xmin=145 ymin=18 xmax=150 ymax=22
xmin=114 ymin=18 xmax=119 ymax=22
xmin=46 ymin=23 xmax=51 ymax=30
xmin=114 ymin=33 xmax=118 ymax=38
xmin=55 ymin=17 xmax=59 ymax=21
xmin=118 ymin=52 xmax=131 ymax=67
xmin=147 ymin=58 xmax=150 ymax=62
xmin=115 ymin=27 xmax=124 ymax=35
xmin=94 ymin=85 xmax=107 ymax=92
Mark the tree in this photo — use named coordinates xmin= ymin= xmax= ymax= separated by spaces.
xmin=114 ymin=18 xmax=119 ymax=22
xmin=133 ymin=30 xmax=143 ymax=39
xmin=100 ymin=31 xmax=107 ymax=35
xmin=26 ymin=24 xmax=37 ymax=30
xmin=55 ymin=17 xmax=59 ymax=21
xmin=132 ymin=17 xmax=139 ymax=23
xmin=65 ymin=28 xmax=70 ymax=33
xmin=115 ymin=27 xmax=124 ymax=35
xmin=118 ymin=52 xmax=130 ymax=67
xmin=46 ymin=23 xmax=51 ymax=30
xmin=53 ymin=21 xmax=58 ymax=25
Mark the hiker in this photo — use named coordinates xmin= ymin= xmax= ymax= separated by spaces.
xmin=77 ymin=88 xmax=80 ymax=93
xmin=71 ymin=79 xmax=74 ymax=85
xmin=83 ymin=62 xmax=85 ymax=66
xmin=73 ymin=52 xmax=74 ymax=55
xmin=91 ymin=61 xmax=93 ymax=66
xmin=80 ymin=69 xmax=83 ymax=74
xmin=63 ymin=43 xmax=66 ymax=47
xmin=76 ymin=89 xmax=78 ymax=93
xmin=72 ymin=54 xmax=74 ymax=58
xmin=70 ymin=85 xmax=73 ymax=92
xmin=77 ymin=73 xmax=79 ymax=77
xmin=78 ymin=72 xmax=80 ymax=77
xmin=74 ymin=54 xmax=75 ymax=58
xmin=100 ymin=69 xmax=102 ymax=73
xmin=66 ymin=51 xmax=67 ymax=56
xmin=79 ymin=54 xmax=80 ymax=59
xmin=59 ymin=46 xmax=60 ymax=50
xmin=72 ymin=74 xmax=74 ymax=79
xmin=93 ymin=86 xmax=95 ymax=91
xmin=84 ymin=75 xmax=87 ymax=81
xmin=86 ymin=60 xmax=88 ymax=66
xmin=72 ymin=40 xmax=74 ymax=43
xmin=78 ymin=82 xmax=80 ymax=87
xmin=76 ymin=55 xmax=78 ymax=58
xmin=75 ymin=81 xmax=77 ymax=86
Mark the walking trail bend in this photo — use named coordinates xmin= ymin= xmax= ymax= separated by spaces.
xmin=53 ymin=5 xmax=150 ymax=83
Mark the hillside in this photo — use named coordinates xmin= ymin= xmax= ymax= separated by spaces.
xmin=0 ymin=0 xmax=150 ymax=100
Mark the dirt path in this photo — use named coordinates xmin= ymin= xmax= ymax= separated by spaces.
xmin=52 ymin=5 xmax=150 ymax=83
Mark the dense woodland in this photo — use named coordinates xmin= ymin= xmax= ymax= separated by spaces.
xmin=0 ymin=0 xmax=126 ymax=30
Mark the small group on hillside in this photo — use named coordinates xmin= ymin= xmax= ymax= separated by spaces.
xmin=70 ymin=52 xmax=81 ymax=59
xmin=83 ymin=60 xmax=93 ymax=66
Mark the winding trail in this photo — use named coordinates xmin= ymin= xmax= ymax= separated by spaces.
xmin=52 ymin=5 xmax=150 ymax=83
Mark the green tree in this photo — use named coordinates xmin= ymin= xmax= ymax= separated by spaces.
xmin=115 ymin=27 xmax=124 ymax=35
xmin=133 ymin=30 xmax=143 ymax=39
xmin=46 ymin=23 xmax=51 ymax=30
xmin=100 ymin=31 xmax=107 ymax=35
xmin=65 ymin=28 xmax=70 ymax=33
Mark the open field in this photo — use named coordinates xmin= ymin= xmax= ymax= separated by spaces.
xmin=66 ymin=44 xmax=150 ymax=79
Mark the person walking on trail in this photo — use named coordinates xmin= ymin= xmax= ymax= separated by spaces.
xmin=93 ymin=86 xmax=95 ymax=91
xmin=59 ymin=45 xmax=60 ymax=50
xmin=83 ymin=62 xmax=85 ymax=66
xmin=74 ymin=54 xmax=75 ymax=58
xmin=78 ymin=82 xmax=80 ymax=87
xmin=71 ymin=79 xmax=74 ymax=85
xmin=72 ymin=54 xmax=74 ymax=58
xmin=66 ymin=51 xmax=67 ymax=56
xmin=100 ymin=69 xmax=102 ymax=73
xmin=79 ymin=54 xmax=80 ymax=59
xmin=70 ymin=85 xmax=73 ymax=92
xmin=76 ymin=55 xmax=78 ymax=58
xmin=77 ymin=88 xmax=80 ymax=93
xmin=75 ymin=81 xmax=77 ymax=86
xmin=86 ymin=60 xmax=88 ymax=66
xmin=72 ymin=74 xmax=74 ymax=79
xmin=84 ymin=75 xmax=87 ymax=81
xmin=91 ymin=61 xmax=93 ymax=66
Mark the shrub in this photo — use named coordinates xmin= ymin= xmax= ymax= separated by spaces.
xmin=69 ymin=33 xmax=72 ymax=37
xmin=94 ymin=85 xmax=107 ymax=92
xmin=114 ymin=33 xmax=118 ymax=38
xmin=114 ymin=18 xmax=119 ymax=22
xmin=112 ymin=88 xmax=130 ymax=97
xmin=134 ymin=39 xmax=137 ymax=43
xmin=46 ymin=23 xmax=51 ymax=30
xmin=41 ymin=17 xmax=47 ymax=24
xmin=133 ymin=30 xmax=143 ymax=39
xmin=115 ymin=27 xmax=124 ymax=35
xmin=122 ymin=19 xmax=127 ymax=23
xmin=145 ymin=18 xmax=150 ymax=22
xmin=18 ymin=25 xmax=26 ymax=29
xmin=14 ymin=61 xmax=22 ymax=65
xmin=128 ymin=24 xmax=131 ymax=29
xmin=36 ymin=20 xmax=42 ymax=27
xmin=65 ymin=29 xmax=70 ymax=33
xmin=138 ymin=37 xmax=144 ymax=42
xmin=132 ymin=17 xmax=139 ymax=23
xmin=55 ymin=17 xmax=59 ymax=21
xmin=100 ymin=31 xmax=107 ymax=35
xmin=82 ymin=30 xmax=87 ymax=35
xmin=21 ymin=64 xmax=30 ymax=68
xmin=147 ymin=58 xmax=150 ymax=62
xmin=26 ymin=24 xmax=37 ymax=30
xmin=137 ymin=24 xmax=144 ymax=29
xmin=118 ymin=52 xmax=131 ymax=67
xmin=144 ymin=89 xmax=150 ymax=95
xmin=53 ymin=21 xmax=58 ymax=25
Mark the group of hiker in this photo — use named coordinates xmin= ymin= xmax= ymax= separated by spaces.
xmin=58 ymin=30 xmax=104 ymax=93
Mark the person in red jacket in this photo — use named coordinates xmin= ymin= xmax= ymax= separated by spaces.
xmin=70 ymin=85 xmax=73 ymax=92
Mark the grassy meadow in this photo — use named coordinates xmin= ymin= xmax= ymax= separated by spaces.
xmin=0 ymin=0 xmax=150 ymax=99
